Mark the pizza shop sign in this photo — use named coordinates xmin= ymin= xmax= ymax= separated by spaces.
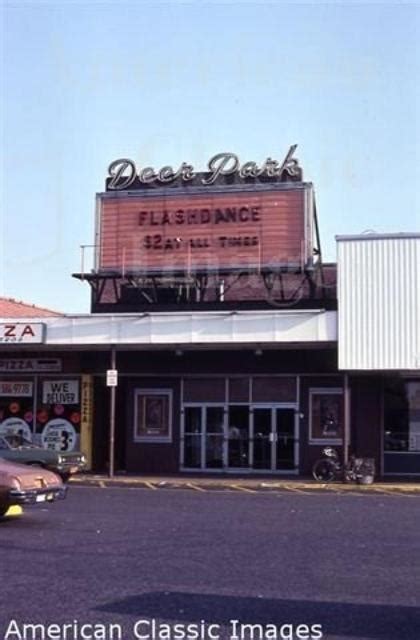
xmin=0 ymin=323 xmax=45 ymax=344
xmin=107 ymin=145 xmax=302 ymax=190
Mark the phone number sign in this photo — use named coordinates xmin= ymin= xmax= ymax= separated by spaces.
xmin=0 ymin=381 xmax=33 ymax=397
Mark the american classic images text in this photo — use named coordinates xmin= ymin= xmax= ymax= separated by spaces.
xmin=3 ymin=618 xmax=323 ymax=640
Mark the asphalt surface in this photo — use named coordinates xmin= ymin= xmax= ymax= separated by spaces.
xmin=1 ymin=486 xmax=420 ymax=640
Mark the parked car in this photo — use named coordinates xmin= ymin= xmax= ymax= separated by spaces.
xmin=0 ymin=433 xmax=86 ymax=482
xmin=0 ymin=458 xmax=67 ymax=516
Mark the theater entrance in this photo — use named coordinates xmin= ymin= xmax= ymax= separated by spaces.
xmin=251 ymin=406 xmax=297 ymax=471
xmin=181 ymin=404 xmax=298 ymax=473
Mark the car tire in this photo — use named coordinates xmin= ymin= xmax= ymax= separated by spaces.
xmin=59 ymin=472 xmax=71 ymax=483
xmin=0 ymin=503 xmax=9 ymax=517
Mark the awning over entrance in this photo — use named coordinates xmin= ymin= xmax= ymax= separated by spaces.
xmin=18 ymin=309 xmax=337 ymax=347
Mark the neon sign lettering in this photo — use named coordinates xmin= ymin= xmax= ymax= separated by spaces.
xmin=107 ymin=145 xmax=301 ymax=190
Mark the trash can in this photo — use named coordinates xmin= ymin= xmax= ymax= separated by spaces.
xmin=355 ymin=458 xmax=375 ymax=485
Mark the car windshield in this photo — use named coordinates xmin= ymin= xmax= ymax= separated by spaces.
xmin=4 ymin=434 xmax=36 ymax=449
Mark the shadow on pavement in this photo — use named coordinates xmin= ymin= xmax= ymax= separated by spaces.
xmin=96 ymin=591 xmax=420 ymax=639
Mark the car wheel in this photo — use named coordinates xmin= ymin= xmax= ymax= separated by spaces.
xmin=0 ymin=503 xmax=9 ymax=517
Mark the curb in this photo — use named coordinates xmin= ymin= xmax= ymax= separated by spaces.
xmin=68 ymin=475 xmax=420 ymax=495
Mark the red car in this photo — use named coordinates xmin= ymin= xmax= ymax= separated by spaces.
xmin=0 ymin=458 xmax=67 ymax=517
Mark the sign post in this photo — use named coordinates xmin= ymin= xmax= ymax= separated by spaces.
xmin=107 ymin=351 xmax=117 ymax=478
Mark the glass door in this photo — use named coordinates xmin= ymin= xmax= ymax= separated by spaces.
xmin=183 ymin=406 xmax=202 ymax=469
xmin=183 ymin=405 xmax=225 ymax=469
xmin=275 ymin=408 xmax=297 ymax=471
xmin=205 ymin=406 xmax=225 ymax=469
xmin=183 ymin=404 xmax=298 ymax=472
xmin=252 ymin=407 xmax=273 ymax=470
xmin=251 ymin=406 xmax=298 ymax=472
xmin=227 ymin=405 xmax=250 ymax=468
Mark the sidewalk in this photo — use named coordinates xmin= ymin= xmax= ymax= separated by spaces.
xmin=69 ymin=472 xmax=420 ymax=494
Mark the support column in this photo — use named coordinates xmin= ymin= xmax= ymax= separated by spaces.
xmin=109 ymin=346 xmax=117 ymax=478
xmin=343 ymin=374 xmax=351 ymax=468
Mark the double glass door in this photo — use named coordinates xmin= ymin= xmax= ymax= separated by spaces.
xmin=183 ymin=406 xmax=225 ymax=469
xmin=182 ymin=404 xmax=297 ymax=472
xmin=252 ymin=406 xmax=296 ymax=471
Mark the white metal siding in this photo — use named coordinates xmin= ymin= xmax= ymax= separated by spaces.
xmin=338 ymin=235 xmax=420 ymax=370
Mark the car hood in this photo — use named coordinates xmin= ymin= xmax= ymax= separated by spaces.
xmin=0 ymin=457 xmax=63 ymax=486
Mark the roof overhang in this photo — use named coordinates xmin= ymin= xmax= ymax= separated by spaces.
xmin=0 ymin=310 xmax=337 ymax=348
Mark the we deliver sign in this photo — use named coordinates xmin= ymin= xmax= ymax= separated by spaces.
xmin=42 ymin=380 xmax=79 ymax=404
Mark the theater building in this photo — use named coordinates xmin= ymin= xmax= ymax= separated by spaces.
xmin=0 ymin=148 xmax=418 ymax=477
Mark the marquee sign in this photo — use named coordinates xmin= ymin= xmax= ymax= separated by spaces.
xmin=96 ymin=186 xmax=313 ymax=275
xmin=106 ymin=146 xmax=302 ymax=191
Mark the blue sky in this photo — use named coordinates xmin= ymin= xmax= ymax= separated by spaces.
xmin=2 ymin=1 xmax=419 ymax=313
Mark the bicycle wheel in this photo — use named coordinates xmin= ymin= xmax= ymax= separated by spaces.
xmin=312 ymin=458 xmax=336 ymax=482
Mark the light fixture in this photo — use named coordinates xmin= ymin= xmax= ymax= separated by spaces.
xmin=254 ymin=348 xmax=263 ymax=356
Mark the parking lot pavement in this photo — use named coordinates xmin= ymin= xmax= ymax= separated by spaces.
xmin=69 ymin=472 xmax=420 ymax=496
xmin=1 ymin=487 xmax=420 ymax=640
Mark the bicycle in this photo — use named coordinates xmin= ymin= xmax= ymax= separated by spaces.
xmin=312 ymin=447 xmax=366 ymax=483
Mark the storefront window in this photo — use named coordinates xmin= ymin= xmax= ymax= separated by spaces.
xmin=309 ymin=388 xmax=343 ymax=444
xmin=36 ymin=379 xmax=81 ymax=452
xmin=0 ymin=379 xmax=35 ymax=440
xmin=384 ymin=379 xmax=420 ymax=452
xmin=133 ymin=389 xmax=172 ymax=442
xmin=0 ymin=376 xmax=83 ymax=452
xmin=183 ymin=407 xmax=202 ymax=468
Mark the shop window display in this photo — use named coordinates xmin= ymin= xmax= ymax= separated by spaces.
xmin=309 ymin=388 xmax=344 ymax=444
xmin=384 ymin=379 xmax=420 ymax=452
